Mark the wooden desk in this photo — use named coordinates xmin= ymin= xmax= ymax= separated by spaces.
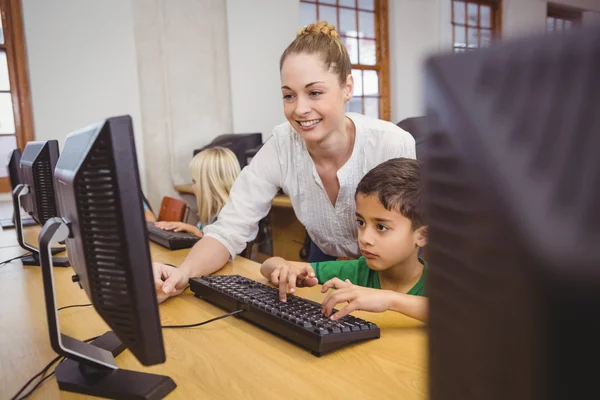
xmin=0 ymin=235 xmax=427 ymax=399
xmin=174 ymin=184 xmax=307 ymax=261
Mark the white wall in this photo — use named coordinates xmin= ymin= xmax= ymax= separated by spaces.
xmin=389 ymin=0 xmax=443 ymax=123
xmin=226 ymin=0 xmax=299 ymax=139
xmin=21 ymin=0 xmax=146 ymax=188
xmin=132 ymin=0 xmax=232 ymax=209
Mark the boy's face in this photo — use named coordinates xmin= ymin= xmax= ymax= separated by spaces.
xmin=355 ymin=193 xmax=427 ymax=271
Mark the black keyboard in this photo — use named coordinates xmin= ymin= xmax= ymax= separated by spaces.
xmin=189 ymin=275 xmax=380 ymax=356
xmin=147 ymin=222 xmax=200 ymax=250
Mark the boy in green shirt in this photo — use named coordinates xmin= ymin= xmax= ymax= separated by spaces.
xmin=260 ymin=158 xmax=429 ymax=322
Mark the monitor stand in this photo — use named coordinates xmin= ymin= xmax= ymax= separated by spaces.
xmin=39 ymin=217 xmax=176 ymax=400
xmin=0 ymin=213 xmax=36 ymax=229
xmin=12 ymin=184 xmax=70 ymax=267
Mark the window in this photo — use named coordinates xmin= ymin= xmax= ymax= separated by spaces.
xmin=451 ymin=0 xmax=501 ymax=52
xmin=300 ymin=0 xmax=390 ymax=121
xmin=0 ymin=0 xmax=34 ymax=193
xmin=547 ymin=4 xmax=582 ymax=33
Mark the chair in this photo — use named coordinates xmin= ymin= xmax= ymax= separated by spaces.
xmin=193 ymin=133 xmax=263 ymax=168
xmin=158 ymin=196 xmax=189 ymax=222
xmin=397 ymin=116 xmax=428 ymax=159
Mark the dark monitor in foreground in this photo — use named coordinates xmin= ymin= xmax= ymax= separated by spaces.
xmin=12 ymin=141 xmax=68 ymax=266
xmin=424 ymin=26 xmax=600 ymax=400
xmin=38 ymin=115 xmax=175 ymax=399
xmin=193 ymin=132 xmax=262 ymax=168
xmin=1 ymin=149 xmax=36 ymax=228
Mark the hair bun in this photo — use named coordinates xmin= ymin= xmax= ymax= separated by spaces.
xmin=297 ymin=21 xmax=340 ymax=40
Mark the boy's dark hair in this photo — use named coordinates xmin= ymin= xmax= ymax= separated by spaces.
xmin=355 ymin=158 xmax=424 ymax=230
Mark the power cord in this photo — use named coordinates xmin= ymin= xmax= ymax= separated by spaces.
xmin=10 ymin=309 xmax=243 ymax=400
xmin=0 ymin=252 xmax=33 ymax=267
xmin=57 ymin=303 xmax=92 ymax=311
xmin=10 ymin=335 xmax=99 ymax=400
xmin=162 ymin=309 xmax=244 ymax=328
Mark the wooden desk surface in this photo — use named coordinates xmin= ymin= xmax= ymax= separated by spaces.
xmin=174 ymin=184 xmax=293 ymax=209
xmin=0 ymin=230 xmax=427 ymax=399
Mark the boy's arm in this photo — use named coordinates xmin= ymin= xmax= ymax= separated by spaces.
xmin=320 ymin=278 xmax=428 ymax=323
xmin=388 ymin=293 xmax=428 ymax=322
xmin=260 ymin=257 xmax=318 ymax=301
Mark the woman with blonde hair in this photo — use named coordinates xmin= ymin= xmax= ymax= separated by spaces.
xmin=153 ymin=21 xmax=415 ymax=303
xmin=154 ymin=147 xmax=240 ymax=237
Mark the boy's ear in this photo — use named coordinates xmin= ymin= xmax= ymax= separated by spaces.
xmin=414 ymin=226 xmax=428 ymax=248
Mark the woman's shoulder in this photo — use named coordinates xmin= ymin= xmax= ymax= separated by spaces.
xmin=349 ymin=113 xmax=414 ymax=146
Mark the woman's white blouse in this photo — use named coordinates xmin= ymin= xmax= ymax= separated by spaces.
xmin=203 ymin=113 xmax=416 ymax=259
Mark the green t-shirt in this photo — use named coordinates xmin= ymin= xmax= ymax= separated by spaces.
xmin=310 ymin=257 xmax=428 ymax=296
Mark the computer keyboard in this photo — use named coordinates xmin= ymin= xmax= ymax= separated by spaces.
xmin=189 ymin=274 xmax=380 ymax=356
xmin=147 ymin=222 xmax=200 ymax=250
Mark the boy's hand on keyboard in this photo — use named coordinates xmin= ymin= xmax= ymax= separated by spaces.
xmin=321 ymin=278 xmax=393 ymax=320
xmin=262 ymin=258 xmax=318 ymax=302
xmin=153 ymin=262 xmax=189 ymax=303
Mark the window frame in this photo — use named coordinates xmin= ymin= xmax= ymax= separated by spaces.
xmin=299 ymin=0 xmax=391 ymax=121
xmin=451 ymin=0 xmax=502 ymax=52
xmin=547 ymin=3 xmax=582 ymax=33
xmin=0 ymin=0 xmax=34 ymax=193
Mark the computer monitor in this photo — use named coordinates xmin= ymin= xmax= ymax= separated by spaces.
xmin=193 ymin=132 xmax=262 ymax=168
xmin=12 ymin=141 xmax=69 ymax=266
xmin=424 ymin=26 xmax=600 ymax=399
xmin=38 ymin=115 xmax=175 ymax=398
xmin=0 ymin=148 xmax=36 ymax=228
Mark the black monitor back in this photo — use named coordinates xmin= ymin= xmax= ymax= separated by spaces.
xmin=193 ymin=132 xmax=262 ymax=168
xmin=54 ymin=115 xmax=165 ymax=366
xmin=8 ymin=148 xmax=22 ymax=189
xmin=20 ymin=140 xmax=60 ymax=225
xmin=424 ymin=26 xmax=600 ymax=400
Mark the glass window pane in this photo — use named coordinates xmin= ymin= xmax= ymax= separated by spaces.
xmin=358 ymin=11 xmax=375 ymax=38
xmin=339 ymin=0 xmax=356 ymax=7
xmin=364 ymin=97 xmax=379 ymax=119
xmin=565 ymin=20 xmax=573 ymax=29
xmin=454 ymin=47 xmax=467 ymax=53
xmin=344 ymin=37 xmax=359 ymax=64
xmin=547 ymin=17 xmax=555 ymax=32
xmin=319 ymin=5 xmax=338 ymax=28
xmin=0 ymin=93 xmax=15 ymax=133
xmin=320 ymin=0 xmax=336 ymax=4
xmin=363 ymin=70 xmax=378 ymax=96
xmin=358 ymin=0 xmax=374 ymax=11
xmin=0 ymin=135 xmax=17 ymax=178
xmin=340 ymin=8 xmax=357 ymax=37
xmin=454 ymin=26 xmax=466 ymax=47
xmin=347 ymin=97 xmax=362 ymax=114
xmin=480 ymin=5 xmax=491 ymax=28
xmin=300 ymin=2 xmax=317 ymax=28
xmin=358 ymin=38 xmax=376 ymax=65
xmin=467 ymin=27 xmax=479 ymax=48
xmin=481 ymin=30 xmax=492 ymax=47
xmin=453 ymin=1 xmax=465 ymax=24
xmin=467 ymin=3 xmax=478 ymax=26
xmin=0 ymin=51 xmax=10 ymax=91
xmin=352 ymin=69 xmax=363 ymax=96
xmin=0 ymin=13 xmax=4 ymax=45
xmin=556 ymin=19 xmax=564 ymax=31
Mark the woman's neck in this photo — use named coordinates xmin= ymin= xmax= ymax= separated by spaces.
xmin=306 ymin=116 xmax=355 ymax=168
xmin=378 ymin=252 xmax=424 ymax=293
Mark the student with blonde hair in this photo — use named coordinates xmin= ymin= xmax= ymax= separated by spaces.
xmin=154 ymin=147 xmax=240 ymax=237
xmin=153 ymin=21 xmax=415 ymax=304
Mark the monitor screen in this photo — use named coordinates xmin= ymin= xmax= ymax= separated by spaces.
xmin=20 ymin=140 xmax=60 ymax=225
xmin=424 ymin=26 xmax=600 ymax=399
xmin=54 ymin=115 xmax=166 ymax=366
